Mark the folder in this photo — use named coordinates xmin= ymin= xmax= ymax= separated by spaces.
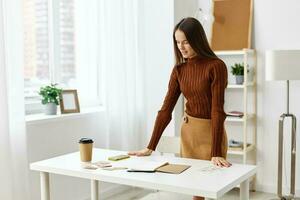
xmin=127 ymin=161 xmax=169 ymax=172
xmin=156 ymin=164 xmax=190 ymax=174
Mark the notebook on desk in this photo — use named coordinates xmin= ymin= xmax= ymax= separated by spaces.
xmin=156 ymin=164 xmax=190 ymax=174
xmin=127 ymin=161 xmax=190 ymax=174
xmin=127 ymin=161 xmax=169 ymax=172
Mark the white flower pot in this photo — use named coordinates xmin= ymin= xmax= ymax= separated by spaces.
xmin=44 ymin=103 xmax=57 ymax=115
xmin=235 ymin=75 xmax=244 ymax=85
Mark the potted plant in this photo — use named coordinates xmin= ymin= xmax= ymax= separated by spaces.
xmin=230 ymin=63 xmax=249 ymax=84
xmin=38 ymin=84 xmax=62 ymax=115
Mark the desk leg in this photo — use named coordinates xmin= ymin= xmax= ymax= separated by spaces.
xmin=240 ymin=179 xmax=249 ymax=200
xmin=40 ymin=172 xmax=50 ymax=200
xmin=91 ymin=180 xmax=99 ymax=200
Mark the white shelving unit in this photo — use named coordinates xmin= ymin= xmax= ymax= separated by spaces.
xmin=216 ymin=48 xmax=257 ymax=165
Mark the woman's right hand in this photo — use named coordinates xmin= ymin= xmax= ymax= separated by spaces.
xmin=128 ymin=148 xmax=153 ymax=156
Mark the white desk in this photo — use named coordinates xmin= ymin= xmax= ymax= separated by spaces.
xmin=30 ymin=148 xmax=256 ymax=200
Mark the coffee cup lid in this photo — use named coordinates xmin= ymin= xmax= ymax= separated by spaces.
xmin=79 ymin=138 xmax=94 ymax=144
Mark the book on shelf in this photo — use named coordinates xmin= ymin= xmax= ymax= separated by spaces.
xmin=228 ymin=143 xmax=251 ymax=151
xmin=226 ymin=111 xmax=244 ymax=118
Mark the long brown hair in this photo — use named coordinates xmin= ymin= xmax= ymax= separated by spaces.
xmin=173 ymin=17 xmax=217 ymax=65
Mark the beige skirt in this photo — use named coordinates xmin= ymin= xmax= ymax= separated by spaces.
xmin=180 ymin=113 xmax=228 ymax=160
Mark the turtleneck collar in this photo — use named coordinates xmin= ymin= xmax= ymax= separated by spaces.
xmin=185 ymin=55 xmax=212 ymax=64
xmin=186 ymin=55 xmax=200 ymax=64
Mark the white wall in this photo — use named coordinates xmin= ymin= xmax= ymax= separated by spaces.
xmin=139 ymin=0 xmax=176 ymax=146
xmin=26 ymin=112 xmax=118 ymax=200
xmin=140 ymin=0 xmax=199 ymax=143
xmin=254 ymin=0 xmax=300 ymax=195
xmin=174 ymin=0 xmax=199 ymax=23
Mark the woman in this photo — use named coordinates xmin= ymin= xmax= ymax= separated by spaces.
xmin=129 ymin=17 xmax=231 ymax=200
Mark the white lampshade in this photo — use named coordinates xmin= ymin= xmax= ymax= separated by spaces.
xmin=265 ymin=50 xmax=300 ymax=81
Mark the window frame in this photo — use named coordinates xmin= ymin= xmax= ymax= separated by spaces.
xmin=24 ymin=0 xmax=103 ymax=115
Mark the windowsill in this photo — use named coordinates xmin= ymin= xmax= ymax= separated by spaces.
xmin=26 ymin=106 xmax=105 ymax=125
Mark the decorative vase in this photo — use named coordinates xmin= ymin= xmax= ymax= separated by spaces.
xmin=235 ymin=75 xmax=244 ymax=85
xmin=44 ymin=103 xmax=57 ymax=115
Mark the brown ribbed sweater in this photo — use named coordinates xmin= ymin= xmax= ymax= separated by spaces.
xmin=147 ymin=56 xmax=228 ymax=157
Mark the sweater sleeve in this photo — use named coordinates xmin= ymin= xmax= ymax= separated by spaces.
xmin=147 ymin=67 xmax=181 ymax=150
xmin=210 ymin=60 xmax=227 ymax=157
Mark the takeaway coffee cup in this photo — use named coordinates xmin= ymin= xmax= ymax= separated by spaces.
xmin=79 ymin=138 xmax=94 ymax=162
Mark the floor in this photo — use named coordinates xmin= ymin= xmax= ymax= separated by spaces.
xmin=106 ymin=187 xmax=278 ymax=200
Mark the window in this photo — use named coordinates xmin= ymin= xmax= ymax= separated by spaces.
xmin=23 ymin=0 xmax=101 ymax=114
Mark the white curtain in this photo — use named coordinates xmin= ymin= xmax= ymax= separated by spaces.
xmin=98 ymin=0 xmax=145 ymax=150
xmin=0 ymin=1 xmax=13 ymax=197
xmin=0 ymin=0 xmax=29 ymax=199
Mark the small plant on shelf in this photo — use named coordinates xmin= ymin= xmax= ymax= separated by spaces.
xmin=231 ymin=63 xmax=244 ymax=75
xmin=230 ymin=63 xmax=249 ymax=84
xmin=38 ymin=83 xmax=62 ymax=115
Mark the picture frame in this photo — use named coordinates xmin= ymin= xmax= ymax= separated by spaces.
xmin=59 ymin=89 xmax=80 ymax=114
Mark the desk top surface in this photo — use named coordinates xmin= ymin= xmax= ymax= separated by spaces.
xmin=30 ymin=148 xmax=256 ymax=198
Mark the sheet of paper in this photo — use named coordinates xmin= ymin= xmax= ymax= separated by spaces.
xmin=127 ymin=160 xmax=168 ymax=172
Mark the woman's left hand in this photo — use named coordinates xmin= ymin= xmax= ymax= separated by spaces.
xmin=211 ymin=157 xmax=232 ymax=167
